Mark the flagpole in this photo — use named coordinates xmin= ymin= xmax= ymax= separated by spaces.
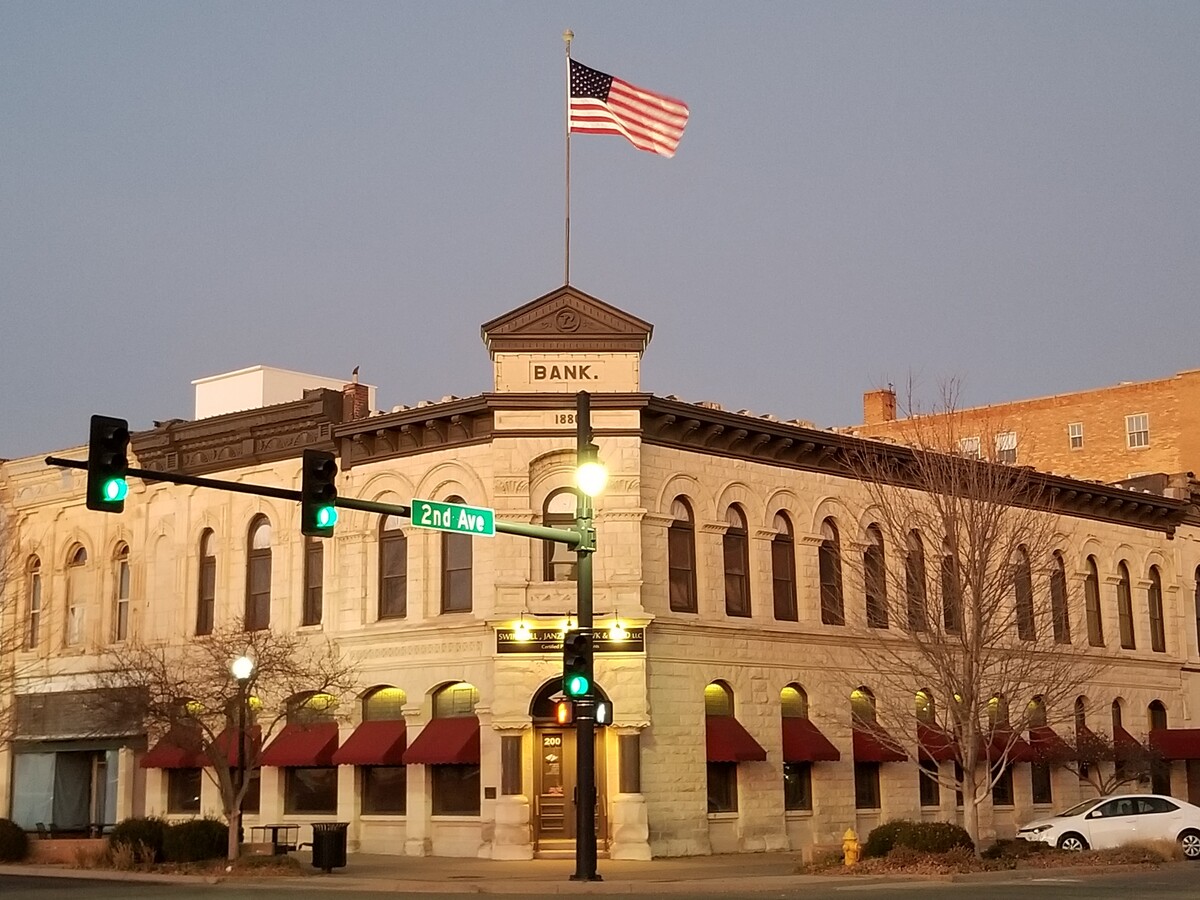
xmin=563 ymin=29 xmax=573 ymax=286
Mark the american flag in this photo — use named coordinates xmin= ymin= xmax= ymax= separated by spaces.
xmin=569 ymin=60 xmax=689 ymax=158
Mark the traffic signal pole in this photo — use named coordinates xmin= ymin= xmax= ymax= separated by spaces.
xmin=571 ymin=391 xmax=601 ymax=882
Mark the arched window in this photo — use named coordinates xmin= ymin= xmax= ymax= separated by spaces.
xmin=441 ymin=497 xmax=472 ymax=613
xmin=705 ymin=682 xmax=738 ymax=812
xmin=26 ymin=556 xmax=42 ymax=649
xmin=1085 ymin=556 xmax=1104 ymax=647
xmin=819 ymin=518 xmax=845 ymax=625
xmin=197 ymin=529 xmax=215 ymax=636
xmin=66 ymin=545 xmax=88 ymax=647
xmin=114 ymin=544 xmax=131 ymax=642
xmin=542 ymin=490 xmax=578 ymax=582
xmin=429 ymin=682 xmax=481 ymax=815
xmin=723 ymin=506 xmax=750 ymax=617
xmin=1050 ymin=552 xmax=1070 ymax=644
xmin=379 ymin=515 xmax=407 ymax=619
xmin=781 ymin=684 xmax=811 ymax=811
xmin=245 ymin=516 xmax=272 ymax=631
xmin=905 ymin=530 xmax=928 ymax=632
xmin=863 ymin=525 xmax=886 ymax=628
xmin=360 ymin=687 xmax=407 ymax=815
xmin=1147 ymin=566 xmax=1165 ymax=653
xmin=1014 ymin=546 xmax=1035 ymax=641
xmin=771 ymin=512 xmax=797 ymax=622
xmin=668 ymin=497 xmax=697 ymax=613
xmin=303 ymin=536 xmax=323 ymax=626
xmin=940 ymin=540 xmax=961 ymax=634
xmin=1117 ymin=561 xmax=1135 ymax=649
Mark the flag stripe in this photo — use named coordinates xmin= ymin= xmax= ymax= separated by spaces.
xmin=568 ymin=60 xmax=689 ymax=158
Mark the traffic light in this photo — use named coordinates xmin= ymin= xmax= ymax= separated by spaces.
xmin=562 ymin=629 xmax=594 ymax=699
xmin=86 ymin=415 xmax=130 ymax=513
xmin=301 ymin=449 xmax=339 ymax=537
xmin=555 ymin=699 xmax=574 ymax=725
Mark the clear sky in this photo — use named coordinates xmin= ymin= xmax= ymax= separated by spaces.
xmin=3 ymin=2 xmax=1198 ymax=459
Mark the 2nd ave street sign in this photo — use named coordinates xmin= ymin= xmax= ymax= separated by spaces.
xmin=411 ymin=498 xmax=496 ymax=537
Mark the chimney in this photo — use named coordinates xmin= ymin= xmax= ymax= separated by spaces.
xmin=342 ymin=367 xmax=370 ymax=421
xmin=863 ymin=387 xmax=897 ymax=425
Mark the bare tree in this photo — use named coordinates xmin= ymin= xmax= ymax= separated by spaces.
xmin=94 ymin=621 xmax=357 ymax=860
xmin=840 ymin=383 xmax=1108 ymax=850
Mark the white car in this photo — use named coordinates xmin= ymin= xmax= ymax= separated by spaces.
xmin=1017 ymin=793 xmax=1200 ymax=859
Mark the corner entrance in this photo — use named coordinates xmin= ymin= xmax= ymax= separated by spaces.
xmin=529 ymin=682 xmax=608 ymax=855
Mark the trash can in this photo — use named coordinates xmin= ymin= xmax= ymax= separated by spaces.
xmin=310 ymin=822 xmax=349 ymax=872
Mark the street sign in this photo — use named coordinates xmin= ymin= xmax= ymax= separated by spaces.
xmin=411 ymin=498 xmax=496 ymax=537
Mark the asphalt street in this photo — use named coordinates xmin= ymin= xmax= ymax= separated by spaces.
xmin=0 ymin=867 xmax=1196 ymax=900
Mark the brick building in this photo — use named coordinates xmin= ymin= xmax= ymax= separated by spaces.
xmin=4 ymin=286 xmax=1200 ymax=860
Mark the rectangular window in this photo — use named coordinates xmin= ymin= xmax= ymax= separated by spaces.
xmin=991 ymin=764 xmax=1014 ymax=807
xmin=167 ymin=767 xmax=202 ymax=814
xmin=958 ymin=436 xmax=981 ymax=460
xmin=197 ymin=555 xmax=215 ymax=635
xmin=706 ymin=762 xmax=738 ymax=813
xmin=1031 ymin=762 xmax=1053 ymax=805
xmin=1068 ymin=422 xmax=1084 ymax=450
xmin=303 ymin=539 xmax=323 ymax=626
xmin=361 ymin=766 xmax=406 ymax=814
xmin=115 ymin=560 xmax=130 ymax=641
xmin=1126 ymin=413 xmax=1150 ymax=449
xmin=854 ymin=762 xmax=881 ymax=810
xmin=995 ymin=432 xmax=1017 ymax=465
xmin=284 ymin=767 xmax=338 ymax=815
xmin=783 ymin=762 xmax=812 ymax=811
xmin=919 ymin=759 xmax=941 ymax=807
xmin=431 ymin=764 xmax=481 ymax=815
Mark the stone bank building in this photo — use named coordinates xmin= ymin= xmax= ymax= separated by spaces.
xmin=4 ymin=286 xmax=1200 ymax=859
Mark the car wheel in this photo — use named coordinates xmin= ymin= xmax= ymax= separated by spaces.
xmin=1057 ymin=833 xmax=1088 ymax=852
xmin=1179 ymin=830 xmax=1200 ymax=860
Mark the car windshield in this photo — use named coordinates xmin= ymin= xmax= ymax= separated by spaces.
xmin=1057 ymin=799 xmax=1103 ymax=818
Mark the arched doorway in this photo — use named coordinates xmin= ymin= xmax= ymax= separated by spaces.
xmin=528 ymin=679 xmax=610 ymax=854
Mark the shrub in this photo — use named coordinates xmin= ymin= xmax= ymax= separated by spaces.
xmin=163 ymin=819 xmax=228 ymax=863
xmin=0 ymin=818 xmax=29 ymax=862
xmin=109 ymin=816 xmax=167 ymax=863
xmin=863 ymin=819 xmax=973 ymax=858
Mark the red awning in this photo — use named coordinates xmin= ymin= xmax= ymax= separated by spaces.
xmin=1028 ymin=726 xmax=1075 ymax=762
xmin=705 ymin=716 xmax=768 ymax=762
xmin=916 ymin=723 xmax=958 ymax=762
xmin=1114 ymin=725 xmax=1144 ymax=760
xmin=781 ymin=717 xmax=840 ymax=762
xmin=1150 ymin=728 xmax=1200 ymax=761
xmin=260 ymin=721 xmax=339 ymax=768
xmin=332 ymin=720 xmax=408 ymax=766
xmin=852 ymin=724 xmax=906 ymax=763
xmin=141 ymin=729 xmax=205 ymax=769
xmin=212 ymin=725 xmax=263 ymax=767
xmin=403 ymin=716 xmax=481 ymax=765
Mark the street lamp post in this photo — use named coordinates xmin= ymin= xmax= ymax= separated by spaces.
xmin=571 ymin=391 xmax=605 ymax=882
xmin=231 ymin=654 xmax=255 ymax=851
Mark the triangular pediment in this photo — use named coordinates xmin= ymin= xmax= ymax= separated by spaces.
xmin=481 ymin=285 xmax=653 ymax=357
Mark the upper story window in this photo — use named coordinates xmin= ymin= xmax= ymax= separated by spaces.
xmin=114 ymin=544 xmax=131 ymax=642
xmin=1067 ymin=422 xmax=1084 ymax=450
xmin=771 ymin=512 xmax=797 ymax=622
xmin=1117 ymin=561 xmax=1135 ymax=649
xmin=1147 ymin=566 xmax=1165 ymax=653
xmin=379 ymin=515 xmax=407 ymax=619
xmin=542 ymin=490 xmax=578 ymax=582
xmin=1085 ymin=556 xmax=1105 ymax=647
xmin=958 ymin=436 xmax=981 ymax=460
xmin=1014 ymin=546 xmax=1035 ymax=641
xmin=995 ymin=432 xmax=1017 ymax=465
xmin=441 ymin=496 xmax=472 ymax=613
xmin=26 ymin=556 xmax=42 ymax=650
xmin=863 ymin=525 xmax=886 ymax=629
xmin=245 ymin=516 xmax=272 ymax=631
xmin=1125 ymin=413 xmax=1150 ymax=449
xmin=303 ymin=536 xmax=323 ymax=627
xmin=905 ymin=530 xmax=928 ymax=632
xmin=66 ymin=545 xmax=88 ymax=647
xmin=197 ymin=529 xmax=215 ymax=636
xmin=668 ymin=497 xmax=697 ymax=613
xmin=723 ymin=506 xmax=751 ymax=618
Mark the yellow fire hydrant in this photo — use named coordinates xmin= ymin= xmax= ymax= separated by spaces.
xmin=843 ymin=828 xmax=861 ymax=867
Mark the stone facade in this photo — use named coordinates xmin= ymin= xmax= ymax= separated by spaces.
xmin=3 ymin=285 xmax=1200 ymax=860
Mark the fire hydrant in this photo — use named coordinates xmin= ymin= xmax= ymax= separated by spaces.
xmin=842 ymin=828 xmax=861 ymax=867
